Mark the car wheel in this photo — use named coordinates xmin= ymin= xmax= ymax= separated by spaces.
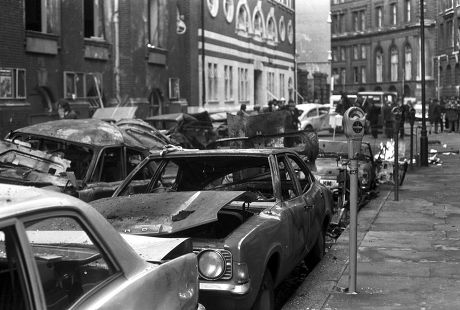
xmin=305 ymin=228 xmax=325 ymax=270
xmin=251 ymin=270 xmax=275 ymax=310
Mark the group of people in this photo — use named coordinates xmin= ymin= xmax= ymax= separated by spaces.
xmin=237 ymin=98 xmax=301 ymax=130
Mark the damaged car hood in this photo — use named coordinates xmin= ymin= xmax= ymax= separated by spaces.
xmin=0 ymin=139 xmax=71 ymax=187
xmin=92 ymin=191 xmax=248 ymax=235
xmin=315 ymin=157 xmax=341 ymax=176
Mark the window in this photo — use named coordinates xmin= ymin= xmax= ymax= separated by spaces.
xmin=0 ymin=69 xmax=26 ymax=99
xmin=237 ymin=5 xmax=250 ymax=32
xmin=267 ymin=17 xmax=277 ymax=41
xmin=376 ymin=50 xmax=383 ymax=82
xmin=267 ymin=71 xmax=275 ymax=101
xmin=390 ymin=47 xmax=398 ymax=81
xmin=279 ymin=16 xmax=286 ymax=41
xmin=353 ymin=11 xmax=359 ymax=31
xmin=360 ymin=10 xmax=366 ymax=30
xmin=91 ymin=148 xmax=124 ymax=183
xmin=353 ymin=45 xmax=359 ymax=60
xmin=224 ymin=65 xmax=233 ymax=101
xmin=207 ymin=0 xmax=219 ymax=17
xmin=390 ymin=3 xmax=397 ymax=25
xmin=84 ymin=0 xmax=105 ymax=39
xmin=332 ymin=48 xmax=338 ymax=61
xmin=207 ymin=63 xmax=218 ymax=101
xmin=238 ymin=68 xmax=248 ymax=102
xmin=353 ymin=67 xmax=359 ymax=83
xmin=25 ymin=0 xmax=60 ymax=34
xmin=64 ymin=72 xmax=103 ymax=100
xmin=361 ymin=66 xmax=367 ymax=83
xmin=361 ymin=45 xmax=367 ymax=59
xmin=223 ymin=0 xmax=234 ymax=23
xmin=376 ymin=6 xmax=383 ymax=28
xmin=405 ymin=46 xmax=412 ymax=80
xmin=405 ymin=0 xmax=411 ymax=22
xmin=149 ymin=0 xmax=165 ymax=47
xmin=288 ymin=77 xmax=293 ymax=101
xmin=0 ymin=228 xmax=28 ymax=310
xmin=447 ymin=20 xmax=454 ymax=47
xmin=254 ymin=12 xmax=263 ymax=37
xmin=25 ymin=216 xmax=116 ymax=309
xmin=446 ymin=65 xmax=453 ymax=85
xmin=340 ymin=68 xmax=346 ymax=85
xmin=279 ymin=73 xmax=285 ymax=99
xmin=277 ymin=156 xmax=298 ymax=200
xmin=340 ymin=47 xmax=346 ymax=61
xmin=287 ymin=20 xmax=293 ymax=44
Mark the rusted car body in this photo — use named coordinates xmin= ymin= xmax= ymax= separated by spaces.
xmin=4 ymin=119 xmax=167 ymax=202
xmin=0 ymin=184 xmax=204 ymax=310
xmin=92 ymin=148 xmax=333 ymax=310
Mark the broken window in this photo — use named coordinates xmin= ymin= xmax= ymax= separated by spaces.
xmin=84 ymin=0 xmax=105 ymax=39
xmin=25 ymin=0 xmax=60 ymax=34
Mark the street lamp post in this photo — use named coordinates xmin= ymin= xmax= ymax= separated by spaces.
xmin=420 ymin=0 xmax=428 ymax=166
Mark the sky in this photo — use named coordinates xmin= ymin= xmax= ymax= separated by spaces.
xmin=296 ymin=1 xmax=331 ymax=64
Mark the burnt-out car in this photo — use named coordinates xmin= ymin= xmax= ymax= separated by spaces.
xmin=0 ymin=184 xmax=204 ymax=310
xmin=4 ymin=119 xmax=167 ymax=202
xmin=91 ymin=148 xmax=333 ymax=310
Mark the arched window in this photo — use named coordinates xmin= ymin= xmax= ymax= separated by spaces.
xmin=223 ymin=0 xmax=234 ymax=23
xmin=376 ymin=49 xmax=383 ymax=83
xmin=236 ymin=4 xmax=250 ymax=33
xmin=390 ymin=47 xmax=398 ymax=82
xmin=455 ymin=63 xmax=460 ymax=85
xmin=266 ymin=16 xmax=276 ymax=41
xmin=253 ymin=11 xmax=264 ymax=38
xmin=279 ymin=16 xmax=286 ymax=41
xmin=405 ymin=45 xmax=412 ymax=80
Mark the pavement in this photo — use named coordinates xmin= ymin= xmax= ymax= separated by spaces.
xmin=282 ymin=130 xmax=460 ymax=310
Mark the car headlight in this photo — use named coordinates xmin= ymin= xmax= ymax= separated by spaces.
xmin=197 ymin=250 xmax=225 ymax=280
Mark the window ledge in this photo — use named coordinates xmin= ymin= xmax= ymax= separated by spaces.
xmin=84 ymin=39 xmax=110 ymax=60
xmin=147 ymin=45 xmax=168 ymax=65
xmin=25 ymin=31 xmax=59 ymax=55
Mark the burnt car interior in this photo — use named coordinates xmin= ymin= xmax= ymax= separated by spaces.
xmin=0 ymin=216 xmax=116 ymax=310
xmin=8 ymin=135 xmax=94 ymax=181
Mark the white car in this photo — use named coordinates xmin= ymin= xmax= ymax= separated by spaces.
xmin=297 ymin=103 xmax=333 ymax=132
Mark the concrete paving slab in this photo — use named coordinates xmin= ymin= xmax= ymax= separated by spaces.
xmin=360 ymin=231 xmax=444 ymax=249
xmin=358 ymin=247 xmax=460 ymax=263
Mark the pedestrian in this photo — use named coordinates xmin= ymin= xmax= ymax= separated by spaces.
xmin=237 ymin=103 xmax=249 ymax=116
xmin=397 ymin=99 xmax=408 ymax=139
xmin=57 ymin=99 xmax=78 ymax=119
xmin=287 ymin=100 xmax=301 ymax=129
xmin=383 ymin=100 xmax=394 ymax=138
xmin=367 ymin=102 xmax=380 ymax=139
xmin=336 ymin=92 xmax=351 ymax=115
xmin=428 ymin=99 xmax=441 ymax=134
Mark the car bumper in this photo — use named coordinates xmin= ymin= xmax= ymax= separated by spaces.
xmin=199 ymin=281 xmax=254 ymax=310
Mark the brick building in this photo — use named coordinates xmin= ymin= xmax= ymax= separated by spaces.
xmin=330 ymin=0 xmax=437 ymax=100
xmin=434 ymin=0 xmax=460 ymax=99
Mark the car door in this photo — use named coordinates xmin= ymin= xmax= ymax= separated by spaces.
xmin=275 ymin=154 xmax=310 ymax=260
xmin=285 ymin=154 xmax=324 ymax=250
xmin=307 ymin=107 xmax=321 ymax=130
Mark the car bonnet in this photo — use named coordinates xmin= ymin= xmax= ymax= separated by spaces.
xmin=92 ymin=191 xmax=249 ymax=235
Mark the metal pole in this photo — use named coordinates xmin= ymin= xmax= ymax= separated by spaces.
xmin=348 ymin=157 xmax=358 ymax=293
xmin=410 ymin=122 xmax=414 ymax=169
xmin=420 ymin=0 xmax=429 ymax=166
xmin=201 ymin=0 xmax=206 ymax=107
xmin=394 ymin=132 xmax=399 ymax=201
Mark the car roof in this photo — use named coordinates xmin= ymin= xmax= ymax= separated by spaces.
xmin=0 ymin=184 xmax=90 ymax=219
xmin=149 ymin=148 xmax=296 ymax=157
xmin=11 ymin=119 xmax=140 ymax=147
xmin=296 ymin=103 xmax=329 ymax=111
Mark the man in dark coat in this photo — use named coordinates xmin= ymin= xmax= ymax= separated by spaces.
xmin=428 ymin=99 xmax=441 ymax=134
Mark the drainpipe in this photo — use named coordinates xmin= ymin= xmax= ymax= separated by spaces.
xmin=113 ymin=0 xmax=120 ymax=103
xmin=201 ymin=0 xmax=206 ymax=106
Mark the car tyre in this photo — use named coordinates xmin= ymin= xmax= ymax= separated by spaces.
xmin=305 ymin=228 xmax=325 ymax=270
xmin=252 ymin=270 xmax=275 ymax=310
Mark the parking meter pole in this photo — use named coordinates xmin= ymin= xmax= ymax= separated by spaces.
xmin=342 ymin=107 xmax=365 ymax=294
xmin=410 ymin=124 xmax=414 ymax=169
xmin=394 ymin=132 xmax=399 ymax=201
xmin=348 ymin=157 xmax=358 ymax=293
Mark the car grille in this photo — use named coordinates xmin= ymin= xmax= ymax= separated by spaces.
xmin=193 ymin=248 xmax=233 ymax=280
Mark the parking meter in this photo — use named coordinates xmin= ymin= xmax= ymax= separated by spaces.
xmin=342 ymin=106 xmax=365 ymax=294
xmin=408 ymin=108 xmax=416 ymax=169
xmin=391 ymin=106 xmax=402 ymax=202
xmin=343 ymin=107 xmax=366 ymax=159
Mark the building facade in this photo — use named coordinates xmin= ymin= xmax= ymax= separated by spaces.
xmin=330 ymin=0 xmax=437 ymax=100
xmin=434 ymin=0 xmax=460 ymax=99
xmin=182 ymin=0 xmax=296 ymax=113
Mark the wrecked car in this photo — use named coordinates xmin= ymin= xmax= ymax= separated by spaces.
xmin=4 ymin=119 xmax=168 ymax=202
xmin=0 ymin=184 xmax=204 ymax=310
xmin=145 ymin=112 xmax=216 ymax=149
xmin=91 ymin=148 xmax=333 ymax=310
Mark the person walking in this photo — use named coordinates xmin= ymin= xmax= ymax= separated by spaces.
xmin=428 ymin=99 xmax=441 ymax=134
xmin=367 ymin=102 xmax=380 ymax=139
xmin=237 ymin=103 xmax=249 ymax=116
